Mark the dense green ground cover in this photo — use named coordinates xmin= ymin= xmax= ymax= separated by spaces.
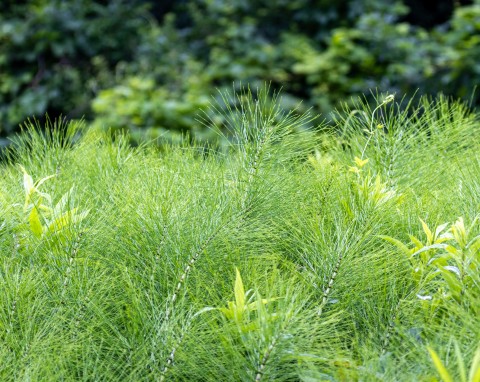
xmin=0 ymin=91 xmax=479 ymax=381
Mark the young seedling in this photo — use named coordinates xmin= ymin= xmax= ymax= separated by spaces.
xmin=19 ymin=166 xmax=89 ymax=238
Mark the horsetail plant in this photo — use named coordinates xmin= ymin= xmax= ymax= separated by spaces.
xmin=0 ymin=92 xmax=479 ymax=381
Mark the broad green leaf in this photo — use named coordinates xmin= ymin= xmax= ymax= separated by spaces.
xmin=20 ymin=165 xmax=34 ymax=196
xmin=411 ymin=244 xmax=446 ymax=258
xmin=451 ymin=217 xmax=467 ymax=248
xmin=420 ymin=219 xmax=433 ymax=244
xmin=21 ymin=166 xmax=35 ymax=209
xmin=428 ymin=347 xmax=453 ymax=382
xmin=29 ymin=207 xmax=43 ymax=237
xmin=435 ymin=222 xmax=450 ymax=240
xmin=472 ymin=368 xmax=480 ymax=382
xmin=241 ymin=321 xmax=259 ymax=332
xmin=37 ymin=190 xmax=52 ymax=204
xmin=466 ymin=235 xmax=480 ymax=252
xmin=379 ymin=235 xmax=411 ymax=256
xmin=409 ymin=235 xmax=424 ymax=251
xmin=444 ymin=244 xmax=459 ymax=257
xmin=234 ymin=268 xmax=245 ymax=313
xmin=443 ymin=265 xmax=460 ymax=277
xmin=438 ymin=267 xmax=462 ymax=297
xmin=35 ymin=174 xmax=56 ymax=189
xmin=354 ymin=156 xmax=369 ymax=168
xmin=219 ymin=305 xmax=234 ymax=319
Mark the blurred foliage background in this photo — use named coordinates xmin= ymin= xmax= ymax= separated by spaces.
xmin=1 ymin=0 xmax=479 ymax=143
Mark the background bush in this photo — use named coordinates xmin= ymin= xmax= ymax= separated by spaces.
xmin=1 ymin=0 xmax=479 ymax=142
xmin=0 ymin=0 xmax=149 ymax=137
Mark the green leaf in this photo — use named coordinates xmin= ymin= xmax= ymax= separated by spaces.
xmin=20 ymin=165 xmax=34 ymax=208
xmin=444 ymin=244 xmax=459 ymax=257
xmin=420 ymin=219 xmax=433 ymax=244
xmin=379 ymin=235 xmax=411 ymax=256
xmin=29 ymin=206 xmax=43 ymax=237
xmin=411 ymin=244 xmax=447 ymax=258
xmin=470 ymin=344 xmax=480 ymax=382
xmin=234 ymin=267 xmax=245 ymax=313
xmin=53 ymin=188 xmax=73 ymax=217
xmin=409 ymin=235 xmax=424 ymax=250
xmin=35 ymin=174 xmax=56 ymax=189
xmin=246 ymin=297 xmax=276 ymax=311
xmin=428 ymin=347 xmax=453 ymax=382
xmin=20 ymin=165 xmax=34 ymax=196
xmin=435 ymin=222 xmax=450 ymax=240
xmin=466 ymin=234 xmax=480 ymax=252
xmin=48 ymin=209 xmax=76 ymax=232
xmin=453 ymin=341 xmax=467 ymax=382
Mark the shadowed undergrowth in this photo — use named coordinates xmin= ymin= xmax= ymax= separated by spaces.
xmin=0 ymin=89 xmax=479 ymax=381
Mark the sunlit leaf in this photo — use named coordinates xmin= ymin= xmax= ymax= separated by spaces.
xmin=21 ymin=166 xmax=34 ymax=196
xmin=29 ymin=206 xmax=43 ymax=237
xmin=234 ymin=267 xmax=245 ymax=313
xmin=409 ymin=235 xmax=424 ymax=251
xmin=420 ymin=219 xmax=433 ymax=244
xmin=35 ymin=174 xmax=56 ymax=189
xmin=379 ymin=235 xmax=411 ymax=256
xmin=354 ymin=156 xmax=369 ymax=168
xmin=435 ymin=222 xmax=450 ymax=240
xmin=443 ymin=265 xmax=460 ymax=277
xmin=451 ymin=217 xmax=467 ymax=248
xmin=444 ymin=244 xmax=459 ymax=257
xmin=428 ymin=347 xmax=454 ymax=382
xmin=411 ymin=244 xmax=446 ymax=258
xmin=470 ymin=344 xmax=480 ymax=382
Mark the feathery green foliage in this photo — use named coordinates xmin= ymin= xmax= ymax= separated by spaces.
xmin=0 ymin=90 xmax=479 ymax=381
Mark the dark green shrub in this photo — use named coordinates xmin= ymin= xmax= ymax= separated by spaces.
xmin=3 ymin=0 xmax=480 ymax=143
xmin=0 ymin=0 xmax=149 ymax=136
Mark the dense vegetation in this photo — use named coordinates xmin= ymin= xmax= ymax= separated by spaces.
xmin=1 ymin=91 xmax=479 ymax=380
xmin=1 ymin=0 xmax=480 ymax=142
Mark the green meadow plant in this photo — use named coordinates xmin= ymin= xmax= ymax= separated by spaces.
xmin=0 ymin=89 xmax=479 ymax=381
xmin=18 ymin=165 xmax=89 ymax=238
xmin=428 ymin=342 xmax=480 ymax=382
